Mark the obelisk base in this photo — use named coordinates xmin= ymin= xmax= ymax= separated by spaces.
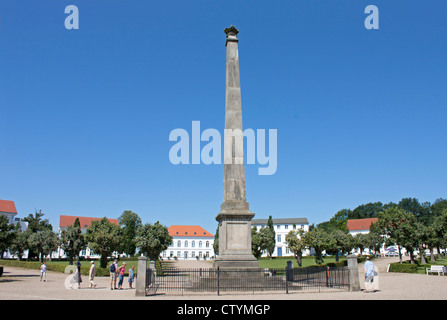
xmin=213 ymin=209 xmax=259 ymax=268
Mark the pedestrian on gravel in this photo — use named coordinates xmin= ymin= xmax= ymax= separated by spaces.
xmin=363 ymin=256 xmax=375 ymax=293
xmin=88 ymin=261 xmax=97 ymax=288
xmin=40 ymin=261 xmax=47 ymax=282
xmin=128 ymin=265 xmax=135 ymax=289
xmin=117 ymin=262 xmax=126 ymax=289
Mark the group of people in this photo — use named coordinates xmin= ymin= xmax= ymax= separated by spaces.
xmin=42 ymin=259 xmax=136 ymax=290
xmin=109 ymin=259 xmax=135 ymax=290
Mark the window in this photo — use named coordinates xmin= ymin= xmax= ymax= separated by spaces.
xmin=285 ymin=225 xmax=288 ymax=229
xmin=177 ymin=240 xmax=181 ymax=248
xmin=277 ymin=235 xmax=281 ymax=242
xmin=206 ymin=241 xmax=210 ymax=248
xmin=192 ymin=241 xmax=195 ymax=248
xmin=184 ymin=240 xmax=188 ymax=248
xmin=199 ymin=241 xmax=203 ymax=248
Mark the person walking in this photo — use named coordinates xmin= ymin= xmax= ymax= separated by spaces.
xmin=117 ymin=262 xmax=126 ymax=289
xmin=363 ymin=256 xmax=375 ymax=293
xmin=71 ymin=262 xmax=82 ymax=289
xmin=128 ymin=265 xmax=135 ymax=289
xmin=40 ymin=262 xmax=47 ymax=282
xmin=88 ymin=261 xmax=97 ymax=288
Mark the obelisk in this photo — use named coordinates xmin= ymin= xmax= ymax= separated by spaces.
xmin=213 ymin=26 xmax=259 ymax=268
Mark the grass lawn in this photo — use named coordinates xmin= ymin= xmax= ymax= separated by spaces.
xmin=415 ymin=257 xmax=447 ymax=274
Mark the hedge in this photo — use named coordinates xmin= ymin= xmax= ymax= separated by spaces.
xmin=388 ymin=262 xmax=418 ymax=273
xmin=0 ymin=259 xmax=111 ymax=277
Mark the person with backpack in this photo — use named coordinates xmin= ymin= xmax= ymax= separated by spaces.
xmin=109 ymin=259 xmax=118 ymax=290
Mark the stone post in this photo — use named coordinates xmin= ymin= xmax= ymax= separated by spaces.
xmin=135 ymin=256 xmax=147 ymax=296
xmin=347 ymin=255 xmax=361 ymax=292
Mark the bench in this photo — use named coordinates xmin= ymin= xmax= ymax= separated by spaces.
xmin=426 ymin=265 xmax=446 ymax=276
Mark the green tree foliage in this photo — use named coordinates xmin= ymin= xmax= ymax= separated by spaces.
xmin=136 ymin=221 xmax=173 ymax=261
xmin=0 ymin=215 xmax=14 ymax=259
xmin=9 ymin=222 xmax=28 ymax=260
xmin=28 ymin=229 xmax=59 ymax=262
xmin=118 ymin=210 xmax=142 ymax=257
xmin=60 ymin=217 xmax=86 ymax=265
xmin=285 ymin=228 xmax=306 ymax=266
xmin=22 ymin=210 xmax=53 ymax=260
xmin=85 ymin=218 xmax=123 ymax=268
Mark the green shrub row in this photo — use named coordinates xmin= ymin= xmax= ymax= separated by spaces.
xmin=388 ymin=262 xmax=418 ymax=273
xmin=0 ymin=259 xmax=113 ymax=277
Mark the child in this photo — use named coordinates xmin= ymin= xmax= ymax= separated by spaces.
xmin=128 ymin=265 xmax=135 ymax=289
xmin=40 ymin=262 xmax=47 ymax=282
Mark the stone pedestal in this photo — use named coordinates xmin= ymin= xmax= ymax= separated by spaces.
xmin=347 ymin=255 xmax=361 ymax=292
xmin=213 ymin=212 xmax=258 ymax=268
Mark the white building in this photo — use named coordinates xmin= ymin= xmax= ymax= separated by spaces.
xmin=251 ymin=218 xmax=309 ymax=257
xmin=162 ymin=225 xmax=215 ymax=260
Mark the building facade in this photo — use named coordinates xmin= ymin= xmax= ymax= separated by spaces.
xmin=251 ymin=218 xmax=309 ymax=257
xmin=162 ymin=225 xmax=215 ymax=260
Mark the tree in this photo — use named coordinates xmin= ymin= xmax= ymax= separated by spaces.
xmin=9 ymin=222 xmax=28 ymax=260
xmin=28 ymin=229 xmax=59 ymax=262
xmin=285 ymin=228 xmax=307 ymax=266
xmin=60 ymin=218 xmax=85 ymax=265
xmin=0 ymin=215 xmax=14 ymax=259
xmin=375 ymin=207 xmax=417 ymax=263
xmin=118 ymin=210 xmax=142 ymax=257
xmin=305 ymin=227 xmax=331 ymax=265
xmin=398 ymin=197 xmax=433 ymax=226
xmin=22 ymin=210 xmax=52 ymax=260
xmin=265 ymin=215 xmax=276 ymax=259
xmin=136 ymin=221 xmax=173 ymax=261
xmin=251 ymin=227 xmax=263 ymax=259
xmin=85 ymin=218 xmax=123 ymax=268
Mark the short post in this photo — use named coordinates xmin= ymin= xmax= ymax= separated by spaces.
xmin=347 ymin=255 xmax=361 ymax=292
xmin=135 ymin=256 xmax=148 ymax=296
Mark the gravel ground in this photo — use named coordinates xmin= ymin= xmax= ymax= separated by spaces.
xmin=1 ymin=257 xmax=446 ymax=300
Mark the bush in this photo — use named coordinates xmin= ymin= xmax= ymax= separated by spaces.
xmin=388 ymin=262 xmax=418 ymax=273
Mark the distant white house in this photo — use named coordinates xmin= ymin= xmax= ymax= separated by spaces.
xmin=347 ymin=218 xmax=378 ymax=236
xmin=251 ymin=218 xmax=309 ymax=257
xmin=162 ymin=225 xmax=215 ymax=260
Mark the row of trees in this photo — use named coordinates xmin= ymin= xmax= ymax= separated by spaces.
xmin=0 ymin=210 xmax=174 ymax=268
xmin=284 ymin=197 xmax=447 ymax=266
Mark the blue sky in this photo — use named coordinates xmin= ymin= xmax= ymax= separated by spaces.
xmin=1 ymin=1 xmax=446 ymax=234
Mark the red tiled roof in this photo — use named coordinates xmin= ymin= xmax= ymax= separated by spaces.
xmin=168 ymin=225 xmax=213 ymax=237
xmin=60 ymin=215 xmax=119 ymax=229
xmin=0 ymin=200 xmax=17 ymax=214
xmin=347 ymin=218 xmax=378 ymax=231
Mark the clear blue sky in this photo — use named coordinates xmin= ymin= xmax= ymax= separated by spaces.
xmin=1 ymin=1 xmax=446 ymax=234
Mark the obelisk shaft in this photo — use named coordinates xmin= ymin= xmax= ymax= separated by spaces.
xmin=214 ymin=26 xmax=258 ymax=268
xmin=220 ymin=26 xmax=250 ymax=214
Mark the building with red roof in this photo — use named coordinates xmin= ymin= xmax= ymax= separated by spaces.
xmin=0 ymin=199 xmax=18 ymax=224
xmin=59 ymin=215 xmax=119 ymax=233
xmin=347 ymin=218 xmax=378 ymax=236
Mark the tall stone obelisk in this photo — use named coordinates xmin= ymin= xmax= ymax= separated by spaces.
xmin=213 ymin=26 xmax=259 ymax=268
